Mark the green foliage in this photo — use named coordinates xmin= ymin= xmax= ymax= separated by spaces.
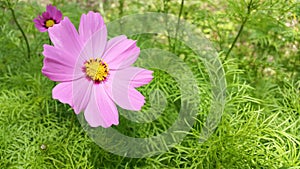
xmin=0 ymin=0 xmax=299 ymax=168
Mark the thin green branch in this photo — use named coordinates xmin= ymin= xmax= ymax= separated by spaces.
xmin=119 ymin=0 xmax=125 ymax=17
xmin=163 ymin=0 xmax=172 ymax=52
xmin=49 ymin=36 xmax=52 ymax=45
xmin=173 ymin=0 xmax=184 ymax=53
xmin=118 ymin=0 xmax=125 ymax=33
xmin=9 ymin=6 xmax=31 ymax=59
xmin=224 ymin=17 xmax=248 ymax=60
xmin=224 ymin=0 xmax=253 ymax=61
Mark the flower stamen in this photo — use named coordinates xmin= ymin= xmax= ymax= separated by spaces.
xmin=85 ymin=58 xmax=109 ymax=82
xmin=45 ymin=19 xmax=55 ymax=28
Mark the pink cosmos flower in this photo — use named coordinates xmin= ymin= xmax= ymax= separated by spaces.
xmin=42 ymin=11 xmax=153 ymax=128
xmin=33 ymin=4 xmax=62 ymax=32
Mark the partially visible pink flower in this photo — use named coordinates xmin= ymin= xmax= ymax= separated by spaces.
xmin=42 ymin=12 xmax=153 ymax=128
xmin=33 ymin=4 xmax=62 ymax=32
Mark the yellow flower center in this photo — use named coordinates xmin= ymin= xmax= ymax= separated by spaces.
xmin=85 ymin=58 xmax=109 ymax=82
xmin=45 ymin=19 xmax=55 ymax=28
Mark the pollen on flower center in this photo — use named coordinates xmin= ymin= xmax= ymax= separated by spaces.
xmin=84 ymin=58 xmax=109 ymax=82
xmin=45 ymin=19 xmax=55 ymax=28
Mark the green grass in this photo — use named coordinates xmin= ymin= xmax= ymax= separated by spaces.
xmin=0 ymin=0 xmax=299 ymax=168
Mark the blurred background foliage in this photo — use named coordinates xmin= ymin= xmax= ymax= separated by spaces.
xmin=0 ymin=0 xmax=299 ymax=168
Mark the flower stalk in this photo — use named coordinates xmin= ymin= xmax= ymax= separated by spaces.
xmin=163 ymin=0 xmax=172 ymax=51
xmin=224 ymin=0 xmax=254 ymax=61
xmin=173 ymin=0 xmax=185 ymax=53
xmin=9 ymin=5 xmax=31 ymax=59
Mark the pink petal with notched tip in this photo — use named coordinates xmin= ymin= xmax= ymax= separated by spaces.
xmin=48 ymin=17 xmax=82 ymax=59
xmin=79 ymin=11 xmax=105 ymax=44
xmin=72 ymin=78 xmax=94 ymax=114
xmin=46 ymin=4 xmax=62 ymax=22
xmin=42 ymin=45 xmax=84 ymax=82
xmin=105 ymin=67 xmax=153 ymax=111
xmin=84 ymin=84 xmax=119 ymax=128
xmin=78 ymin=26 xmax=107 ymax=62
xmin=129 ymin=69 xmax=154 ymax=88
xmin=78 ymin=12 xmax=107 ymax=61
xmin=105 ymin=35 xmax=127 ymax=49
xmin=52 ymin=82 xmax=73 ymax=107
xmin=33 ymin=21 xmax=47 ymax=32
xmin=42 ymin=12 xmax=50 ymax=19
xmin=33 ymin=16 xmax=47 ymax=32
xmin=102 ymin=35 xmax=140 ymax=70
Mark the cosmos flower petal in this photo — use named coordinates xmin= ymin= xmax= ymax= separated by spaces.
xmin=48 ymin=17 xmax=82 ymax=58
xmin=42 ymin=12 xmax=50 ymax=19
xmin=33 ymin=18 xmax=41 ymax=25
xmin=46 ymin=4 xmax=55 ymax=15
xmin=33 ymin=16 xmax=47 ymax=32
xmin=35 ymin=16 xmax=45 ymax=25
xmin=105 ymin=35 xmax=127 ymax=49
xmin=79 ymin=11 xmax=105 ymax=44
xmin=42 ymin=45 xmax=84 ymax=82
xmin=43 ymin=44 xmax=76 ymax=68
xmin=102 ymin=35 xmax=140 ymax=70
xmin=52 ymin=82 xmax=73 ymax=107
xmin=109 ymin=67 xmax=154 ymax=87
xmin=72 ymin=78 xmax=93 ymax=114
xmin=129 ymin=69 xmax=154 ymax=88
xmin=79 ymin=25 xmax=107 ymax=61
xmin=46 ymin=4 xmax=62 ymax=22
xmin=106 ymin=82 xmax=146 ymax=111
xmin=79 ymin=12 xmax=107 ymax=60
xmin=84 ymin=85 xmax=119 ymax=128
xmin=33 ymin=18 xmax=47 ymax=32
xmin=106 ymin=67 xmax=153 ymax=111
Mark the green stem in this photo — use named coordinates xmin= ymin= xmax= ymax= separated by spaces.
xmin=163 ymin=0 xmax=172 ymax=52
xmin=49 ymin=37 xmax=52 ymax=45
xmin=173 ymin=0 xmax=184 ymax=53
xmin=119 ymin=0 xmax=124 ymax=17
xmin=224 ymin=0 xmax=253 ymax=61
xmin=224 ymin=18 xmax=248 ymax=60
xmin=9 ymin=7 xmax=31 ymax=59
xmin=118 ymin=0 xmax=125 ymax=33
